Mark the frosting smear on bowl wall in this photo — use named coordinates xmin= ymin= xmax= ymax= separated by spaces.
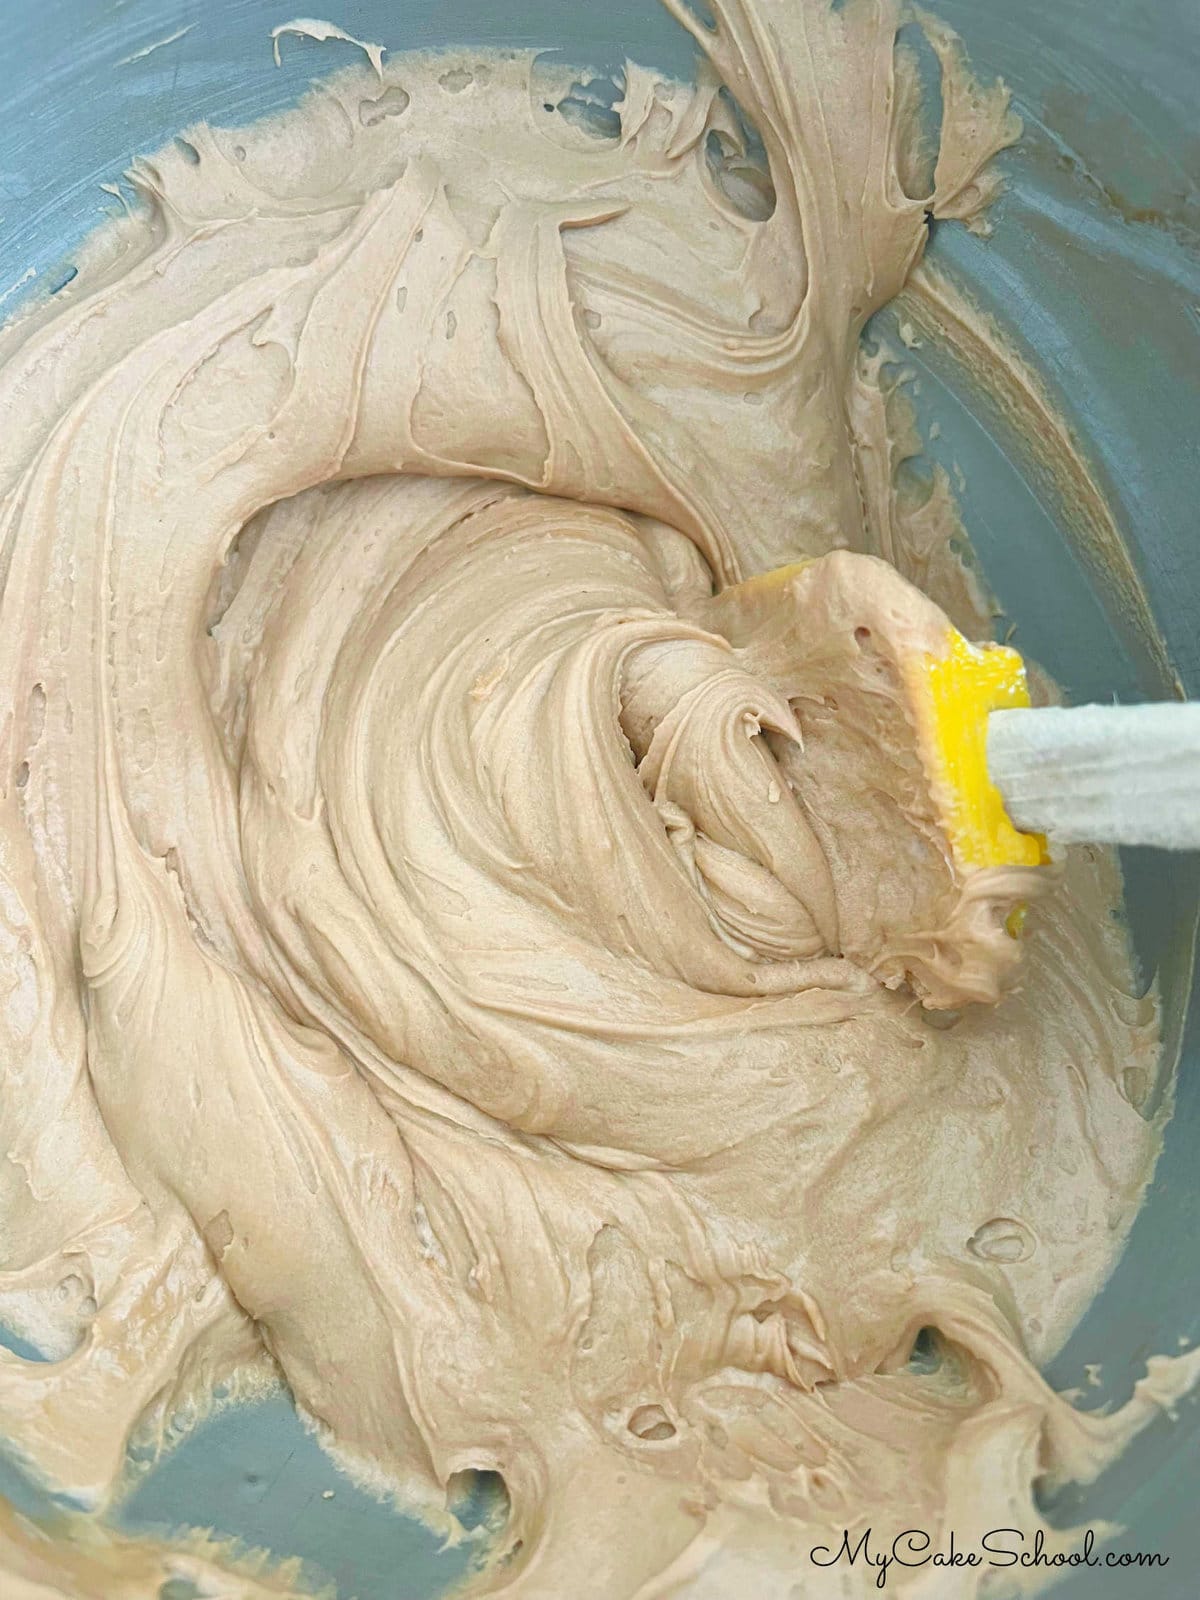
xmin=0 ymin=1 xmax=1194 ymax=1593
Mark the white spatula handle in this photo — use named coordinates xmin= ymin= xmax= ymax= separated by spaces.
xmin=987 ymin=703 xmax=1200 ymax=850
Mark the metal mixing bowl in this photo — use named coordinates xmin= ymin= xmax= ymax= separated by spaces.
xmin=1 ymin=2 xmax=1197 ymax=1594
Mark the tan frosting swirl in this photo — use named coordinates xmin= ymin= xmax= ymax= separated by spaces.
xmin=0 ymin=4 xmax=1193 ymax=1595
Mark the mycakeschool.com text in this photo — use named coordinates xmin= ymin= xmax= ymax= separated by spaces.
xmin=809 ymin=1527 xmax=1168 ymax=1589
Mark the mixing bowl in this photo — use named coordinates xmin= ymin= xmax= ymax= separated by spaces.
xmin=1 ymin=2 xmax=1197 ymax=1595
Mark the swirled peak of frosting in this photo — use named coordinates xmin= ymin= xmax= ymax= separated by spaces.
xmin=0 ymin=3 xmax=1193 ymax=1595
